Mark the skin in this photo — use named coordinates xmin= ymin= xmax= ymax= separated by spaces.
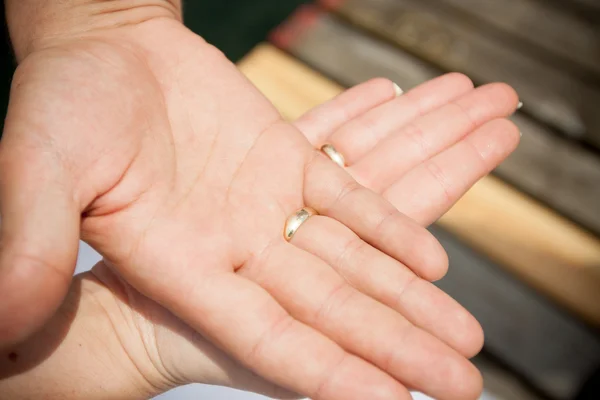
xmin=0 ymin=1 xmax=520 ymax=399
xmin=0 ymin=76 xmax=520 ymax=400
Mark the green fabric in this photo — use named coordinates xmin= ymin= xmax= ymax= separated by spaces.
xmin=0 ymin=0 xmax=307 ymax=133
xmin=184 ymin=0 xmax=307 ymax=62
xmin=1 ymin=2 xmax=12 ymax=132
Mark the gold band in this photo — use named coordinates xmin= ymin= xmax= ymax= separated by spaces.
xmin=321 ymin=144 xmax=346 ymax=168
xmin=283 ymin=207 xmax=318 ymax=241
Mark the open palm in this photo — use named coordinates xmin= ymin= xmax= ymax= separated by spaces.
xmin=0 ymin=17 xmax=519 ymax=400
xmin=76 ymin=68 xmax=519 ymax=399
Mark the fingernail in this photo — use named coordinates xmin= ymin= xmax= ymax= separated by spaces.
xmin=517 ymin=101 xmax=523 ymax=110
xmin=393 ymin=82 xmax=403 ymax=97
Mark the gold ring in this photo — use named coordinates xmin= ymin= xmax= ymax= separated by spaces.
xmin=321 ymin=144 xmax=346 ymax=168
xmin=283 ymin=207 xmax=318 ymax=241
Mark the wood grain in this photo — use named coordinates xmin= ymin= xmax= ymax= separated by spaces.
xmin=421 ymin=0 xmax=600 ymax=79
xmin=238 ymin=44 xmax=600 ymax=327
xmin=321 ymin=0 xmax=600 ymax=150
xmin=432 ymin=226 xmax=600 ymax=400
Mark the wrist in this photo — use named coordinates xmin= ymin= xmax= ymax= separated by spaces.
xmin=5 ymin=0 xmax=182 ymax=61
xmin=0 ymin=271 xmax=175 ymax=399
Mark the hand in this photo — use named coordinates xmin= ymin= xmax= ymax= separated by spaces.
xmin=0 ymin=14 xmax=459 ymax=399
xmin=112 ymin=74 xmax=518 ymax=398
xmin=4 ymin=16 xmax=467 ymax=399
xmin=0 ymin=74 xmax=520 ymax=400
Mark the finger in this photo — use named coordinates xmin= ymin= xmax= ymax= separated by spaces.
xmin=292 ymin=215 xmax=483 ymax=357
xmin=0 ymin=144 xmax=80 ymax=347
xmin=294 ymin=78 xmax=401 ymax=145
xmin=304 ymin=153 xmax=448 ymax=281
xmin=161 ymin=270 xmax=409 ymax=400
xmin=240 ymin=240 xmax=482 ymax=400
xmin=385 ymin=118 xmax=521 ymax=226
xmin=327 ymin=73 xmax=475 ymax=164
xmin=350 ymin=83 xmax=520 ymax=192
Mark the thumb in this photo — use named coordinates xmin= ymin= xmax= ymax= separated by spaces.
xmin=0 ymin=144 xmax=80 ymax=348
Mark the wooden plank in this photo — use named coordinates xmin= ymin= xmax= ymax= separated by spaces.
xmin=420 ymin=0 xmax=600 ymax=79
xmin=238 ymin=44 xmax=600 ymax=327
xmin=269 ymin=10 xmax=600 ymax=239
xmin=546 ymin=0 xmax=600 ymax=22
xmin=319 ymin=0 xmax=600 ymax=150
xmin=433 ymin=226 xmax=600 ymax=400
xmin=438 ymin=175 xmax=600 ymax=329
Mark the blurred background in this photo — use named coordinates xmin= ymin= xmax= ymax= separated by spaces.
xmin=2 ymin=0 xmax=600 ymax=399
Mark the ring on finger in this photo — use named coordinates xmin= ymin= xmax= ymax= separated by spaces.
xmin=284 ymin=207 xmax=318 ymax=241
xmin=320 ymin=144 xmax=346 ymax=168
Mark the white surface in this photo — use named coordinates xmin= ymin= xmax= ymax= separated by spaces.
xmin=76 ymin=242 xmax=491 ymax=400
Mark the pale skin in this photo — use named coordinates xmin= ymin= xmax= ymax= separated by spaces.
xmin=0 ymin=1 xmax=521 ymax=399
xmin=0 ymin=76 xmax=521 ymax=400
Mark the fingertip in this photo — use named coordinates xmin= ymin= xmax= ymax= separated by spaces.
xmin=459 ymin=363 xmax=484 ymax=400
xmin=444 ymin=72 xmax=475 ymax=91
xmin=482 ymin=82 xmax=520 ymax=112
xmin=453 ymin=309 xmax=485 ymax=359
xmin=364 ymin=77 xmax=403 ymax=100
xmin=390 ymin=219 xmax=450 ymax=282
xmin=443 ymin=351 xmax=484 ymax=400
xmin=469 ymin=118 xmax=521 ymax=163
xmin=465 ymin=322 xmax=485 ymax=359
xmin=500 ymin=118 xmax=522 ymax=150
xmin=419 ymin=230 xmax=449 ymax=282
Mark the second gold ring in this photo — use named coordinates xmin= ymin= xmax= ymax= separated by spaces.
xmin=321 ymin=144 xmax=346 ymax=168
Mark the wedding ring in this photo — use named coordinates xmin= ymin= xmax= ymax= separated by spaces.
xmin=321 ymin=144 xmax=346 ymax=168
xmin=283 ymin=207 xmax=318 ymax=241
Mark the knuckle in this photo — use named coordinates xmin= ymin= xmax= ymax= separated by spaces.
xmin=244 ymin=312 xmax=294 ymax=365
xmin=425 ymin=160 xmax=453 ymax=204
xmin=452 ymin=99 xmax=478 ymax=131
xmin=334 ymin=234 xmax=367 ymax=277
xmin=332 ymin=180 xmax=362 ymax=210
xmin=373 ymin=207 xmax=398 ymax=238
xmin=403 ymin=122 xmax=430 ymax=160
xmin=381 ymin=323 xmax=414 ymax=372
xmin=353 ymin=112 xmax=380 ymax=138
xmin=463 ymin=134 xmax=489 ymax=169
xmin=313 ymin=283 xmax=354 ymax=326
xmin=396 ymin=274 xmax=419 ymax=305
xmin=313 ymin=352 xmax=347 ymax=399
xmin=302 ymin=148 xmax=323 ymax=185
